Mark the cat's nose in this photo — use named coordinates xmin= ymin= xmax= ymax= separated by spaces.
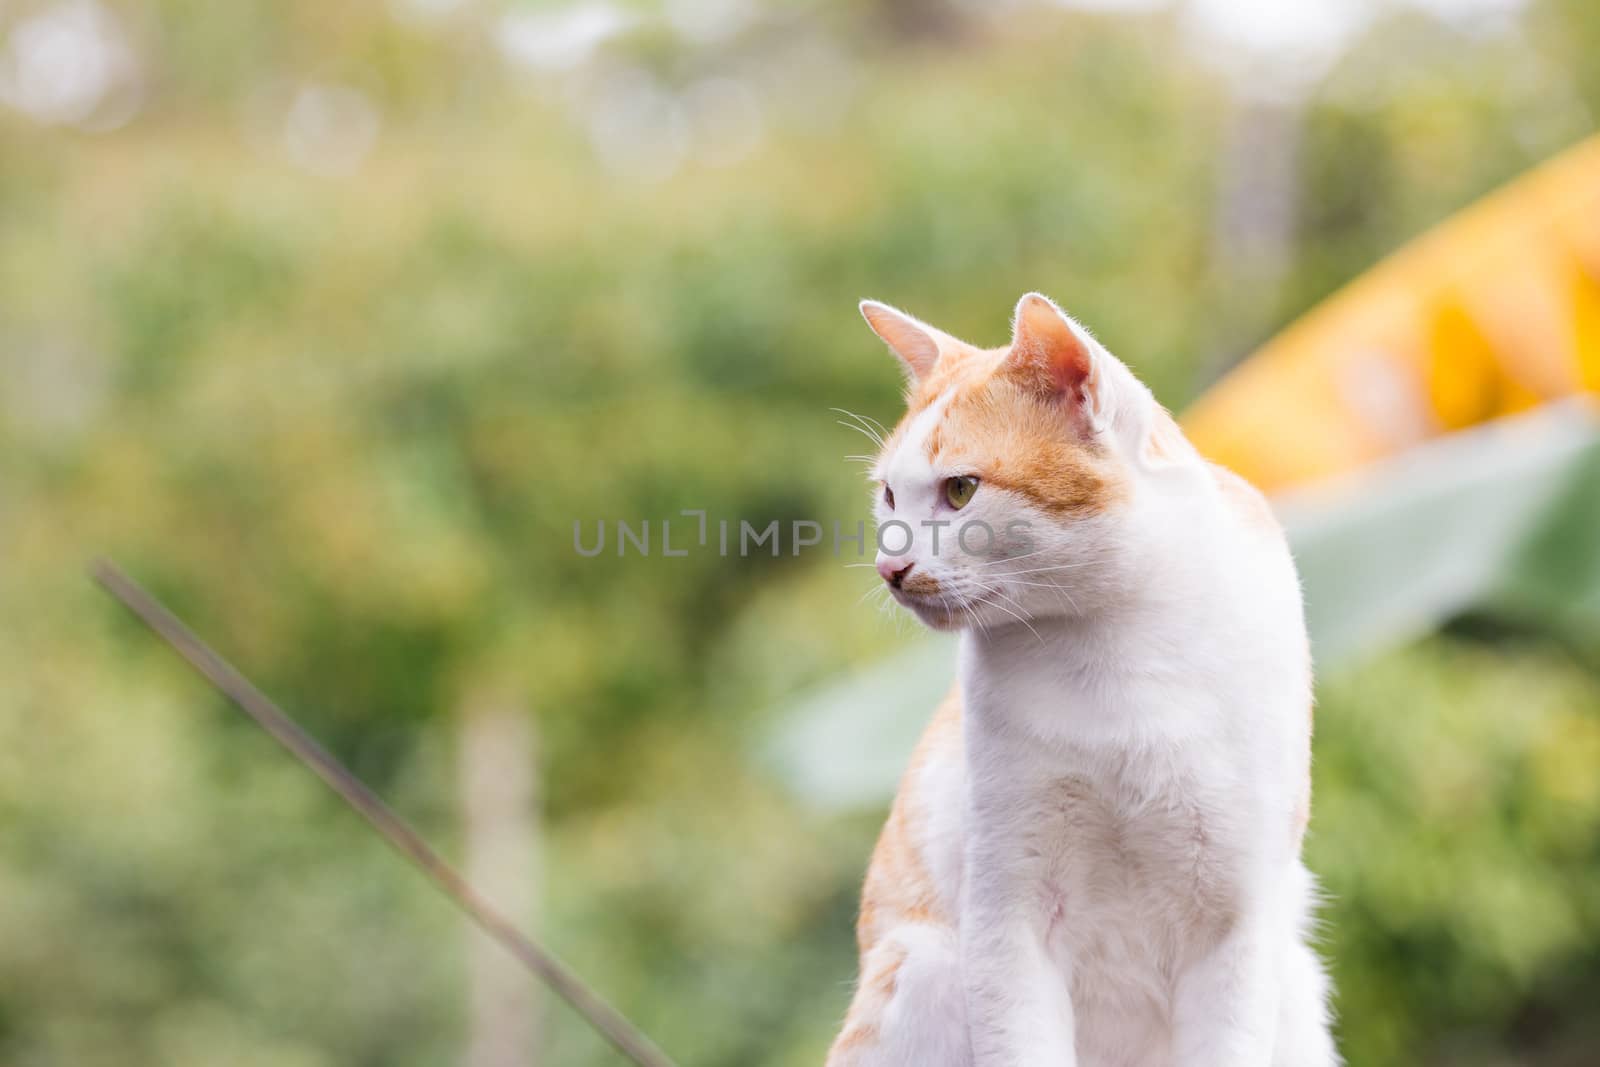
xmin=877 ymin=556 xmax=915 ymax=588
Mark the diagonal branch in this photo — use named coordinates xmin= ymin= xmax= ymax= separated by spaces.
xmin=90 ymin=558 xmax=677 ymax=1067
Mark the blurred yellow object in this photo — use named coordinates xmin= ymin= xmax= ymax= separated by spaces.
xmin=1182 ymin=136 xmax=1600 ymax=493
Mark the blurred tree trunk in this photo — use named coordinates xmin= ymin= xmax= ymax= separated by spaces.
xmin=458 ymin=695 xmax=540 ymax=1067
xmin=875 ymin=0 xmax=969 ymax=42
xmin=1203 ymin=92 xmax=1304 ymax=379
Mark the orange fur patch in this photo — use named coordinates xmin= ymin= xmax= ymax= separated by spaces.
xmin=930 ymin=376 xmax=1124 ymax=517
xmin=828 ymin=693 xmax=963 ymax=1065
xmin=855 ymin=690 xmax=960 ymax=950
xmin=879 ymin=339 xmax=1125 ymax=518
xmin=829 ymin=1022 xmax=877 ymax=1056
xmin=867 ymin=943 xmax=908 ymax=1000
xmin=909 ymin=342 xmax=1003 ymax=415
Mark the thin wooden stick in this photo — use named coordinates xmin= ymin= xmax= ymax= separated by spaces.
xmin=90 ymin=558 xmax=677 ymax=1067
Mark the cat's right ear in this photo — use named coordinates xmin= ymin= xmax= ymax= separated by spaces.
xmin=1006 ymin=292 xmax=1112 ymax=434
xmin=859 ymin=300 xmax=950 ymax=381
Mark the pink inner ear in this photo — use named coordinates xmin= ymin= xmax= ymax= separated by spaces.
xmin=861 ymin=301 xmax=942 ymax=380
xmin=1010 ymin=296 xmax=1095 ymax=401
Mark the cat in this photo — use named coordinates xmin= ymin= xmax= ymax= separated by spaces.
xmin=825 ymin=294 xmax=1337 ymax=1067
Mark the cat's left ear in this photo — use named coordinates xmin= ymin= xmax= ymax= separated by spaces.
xmin=859 ymin=300 xmax=956 ymax=382
xmin=1004 ymin=292 xmax=1110 ymax=432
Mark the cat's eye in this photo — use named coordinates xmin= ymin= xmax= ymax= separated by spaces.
xmin=882 ymin=483 xmax=895 ymax=510
xmin=944 ymin=475 xmax=979 ymax=509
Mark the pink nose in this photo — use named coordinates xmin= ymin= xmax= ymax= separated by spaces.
xmin=877 ymin=556 xmax=915 ymax=588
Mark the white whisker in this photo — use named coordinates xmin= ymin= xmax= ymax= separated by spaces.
xmin=830 ymin=407 xmax=887 ymax=448
xmin=858 ymin=412 xmax=891 ymax=439
xmin=982 ymin=592 xmax=1045 ymax=645
xmin=963 ymin=579 xmax=1045 ymax=644
xmin=987 ymin=560 xmax=1109 ymax=579
xmin=974 ymin=548 xmax=1052 ymax=568
xmin=836 ymin=420 xmax=885 ymax=447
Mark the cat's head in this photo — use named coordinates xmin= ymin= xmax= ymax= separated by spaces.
xmin=861 ymin=293 xmax=1198 ymax=632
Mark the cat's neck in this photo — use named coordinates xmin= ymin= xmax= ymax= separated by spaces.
xmin=957 ymin=519 xmax=1286 ymax=749
xmin=960 ymin=589 xmax=1204 ymax=693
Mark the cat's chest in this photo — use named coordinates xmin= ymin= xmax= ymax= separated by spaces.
xmin=1020 ymin=772 xmax=1244 ymax=1055
xmin=970 ymin=745 xmax=1248 ymax=966
xmin=1036 ymin=772 xmax=1239 ymax=934
xmin=960 ymin=640 xmax=1264 ymax=961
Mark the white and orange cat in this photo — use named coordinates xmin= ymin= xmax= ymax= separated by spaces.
xmin=827 ymin=294 xmax=1336 ymax=1067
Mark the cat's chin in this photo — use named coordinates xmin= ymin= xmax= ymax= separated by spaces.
xmin=898 ymin=596 xmax=968 ymax=632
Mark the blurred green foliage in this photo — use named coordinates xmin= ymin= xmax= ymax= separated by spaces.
xmin=2 ymin=1 xmax=1600 ymax=1065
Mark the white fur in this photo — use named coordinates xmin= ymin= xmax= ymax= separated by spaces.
xmin=861 ymin=306 xmax=1337 ymax=1066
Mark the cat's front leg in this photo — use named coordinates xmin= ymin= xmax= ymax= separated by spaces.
xmin=1171 ymin=913 xmax=1278 ymax=1067
xmin=960 ymin=904 xmax=1076 ymax=1067
xmin=827 ymin=924 xmax=970 ymax=1067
